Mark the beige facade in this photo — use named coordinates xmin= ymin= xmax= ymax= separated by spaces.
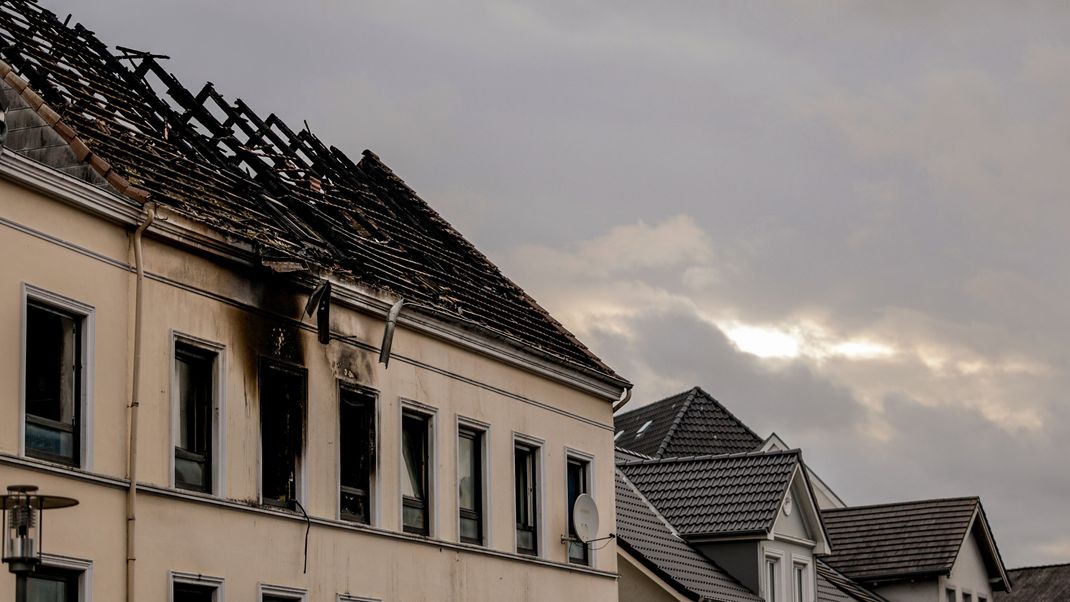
xmin=0 ymin=150 xmax=625 ymax=600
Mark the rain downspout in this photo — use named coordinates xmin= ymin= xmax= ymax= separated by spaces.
xmin=126 ymin=202 xmax=156 ymax=602
xmin=612 ymin=387 xmax=633 ymax=413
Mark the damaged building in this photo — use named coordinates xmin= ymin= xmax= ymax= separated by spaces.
xmin=0 ymin=1 xmax=632 ymax=600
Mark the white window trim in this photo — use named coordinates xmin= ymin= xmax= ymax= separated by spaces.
xmin=259 ymin=582 xmax=307 ymax=601
xmin=764 ymin=548 xmax=785 ymax=602
xmin=40 ymin=553 xmax=93 ymax=602
xmin=20 ymin=283 xmax=95 ymax=470
xmin=563 ymin=446 xmax=596 ymax=569
xmin=456 ymin=415 xmax=490 ymax=547
xmin=336 ymin=382 xmax=380 ymax=527
xmin=512 ymin=431 xmax=545 ymax=558
xmin=170 ymin=331 xmax=227 ymax=496
xmin=256 ymin=358 xmax=308 ymax=508
xmin=337 ymin=595 xmax=381 ymax=602
xmin=790 ymin=553 xmax=812 ymax=602
xmin=399 ymin=398 xmax=438 ymax=537
xmin=170 ymin=570 xmax=225 ymax=601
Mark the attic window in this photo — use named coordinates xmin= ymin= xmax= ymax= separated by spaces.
xmin=636 ymin=420 xmax=653 ymax=437
xmin=613 ymin=431 xmax=624 ymax=441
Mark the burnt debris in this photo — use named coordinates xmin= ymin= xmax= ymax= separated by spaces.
xmin=0 ymin=0 xmax=626 ymax=385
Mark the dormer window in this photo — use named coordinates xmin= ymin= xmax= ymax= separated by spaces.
xmin=636 ymin=420 xmax=653 ymax=437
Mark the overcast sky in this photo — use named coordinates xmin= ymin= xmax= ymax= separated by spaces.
xmin=47 ymin=0 xmax=1070 ymax=567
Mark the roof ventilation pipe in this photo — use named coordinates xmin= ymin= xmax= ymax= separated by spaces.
xmin=378 ymin=298 xmax=405 ymax=368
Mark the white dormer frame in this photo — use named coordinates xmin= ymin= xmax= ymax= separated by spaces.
xmin=770 ymin=464 xmax=831 ymax=555
xmin=761 ymin=433 xmax=846 ymax=509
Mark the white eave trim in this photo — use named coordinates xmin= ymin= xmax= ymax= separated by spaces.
xmin=0 ymin=150 xmax=628 ymax=401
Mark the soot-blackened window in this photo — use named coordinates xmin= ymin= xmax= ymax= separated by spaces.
xmin=175 ymin=343 xmax=215 ymax=493
xmin=24 ymin=301 xmax=83 ymax=466
xmin=340 ymin=386 xmax=376 ymax=524
xmin=260 ymin=360 xmax=306 ymax=508
xmin=401 ymin=410 xmax=431 ymax=535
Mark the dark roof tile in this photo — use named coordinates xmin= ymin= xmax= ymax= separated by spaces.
xmin=816 ymin=560 xmax=888 ymax=602
xmin=616 ymin=471 xmax=762 ymax=602
xmin=996 ymin=563 xmax=1070 ymax=602
xmin=619 ymin=450 xmax=800 ymax=537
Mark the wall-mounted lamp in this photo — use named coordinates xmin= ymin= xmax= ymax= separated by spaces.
xmin=1 ymin=485 xmax=78 ymax=574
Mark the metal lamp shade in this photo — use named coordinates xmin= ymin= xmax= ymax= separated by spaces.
xmin=0 ymin=485 xmax=78 ymax=574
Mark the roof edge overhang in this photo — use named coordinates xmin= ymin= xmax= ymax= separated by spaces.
xmin=683 ymin=529 xmax=768 ymax=544
xmin=838 ymin=567 xmax=950 ymax=586
xmin=962 ymin=504 xmax=1013 ymax=592
xmin=0 ymin=148 xmax=630 ymax=401
xmin=617 ymin=542 xmax=702 ymax=602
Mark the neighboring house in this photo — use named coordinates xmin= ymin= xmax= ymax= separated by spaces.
xmin=0 ymin=2 xmax=630 ymax=601
xmin=820 ymin=499 xmax=1011 ymax=602
xmin=614 ymin=388 xmax=1011 ymax=602
xmin=617 ymin=450 xmax=842 ymax=602
xmin=995 ymin=563 xmax=1070 ymax=601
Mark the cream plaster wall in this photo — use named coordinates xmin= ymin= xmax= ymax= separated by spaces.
xmin=941 ymin=528 xmax=994 ymax=601
xmin=0 ymin=172 xmax=622 ymax=600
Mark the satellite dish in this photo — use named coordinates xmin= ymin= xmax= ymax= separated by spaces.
xmin=572 ymin=494 xmax=600 ymax=543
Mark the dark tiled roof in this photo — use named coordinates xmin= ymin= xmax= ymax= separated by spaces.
xmin=616 ymin=471 xmax=762 ymax=602
xmin=816 ymin=560 xmax=888 ymax=602
xmin=996 ymin=564 xmax=1070 ymax=602
xmin=619 ymin=450 xmax=800 ymax=537
xmin=820 ymin=498 xmax=979 ymax=582
xmin=0 ymin=0 xmax=626 ymax=386
xmin=615 ymin=387 xmax=764 ymax=459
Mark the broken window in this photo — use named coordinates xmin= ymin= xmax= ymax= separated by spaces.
xmin=260 ymin=360 xmax=306 ymax=508
xmin=24 ymin=301 xmax=83 ymax=466
xmin=401 ymin=410 xmax=431 ymax=535
xmin=566 ymin=456 xmax=590 ymax=565
xmin=339 ymin=386 xmax=376 ymax=524
xmin=514 ymin=441 xmax=539 ymax=555
xmin=174 ymin=343 xmax=215 ymax=493
xmin=458 ymin=426 xmax=484 ymax=545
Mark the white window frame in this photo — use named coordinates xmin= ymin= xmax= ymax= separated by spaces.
xmin=39 ymin=553 xmax=93 ymax=602
xmin=170 ymin=331 xmax=227 ymax=496
xmin=764 ymin=549 xmax=785 ymax=602
xmin=456 ymin=415 xmax=490 ymax=546
xmin=336 ymin=382 xmax=380 ymax=526
xmin=337 ymin=595 xmax=381 ymax=602
xmin=20 ymin=284 xmax=95 ymax=469
xmin=259 ymin=583 xmax=307 ymax=601
xmin=256 ymin=358 xmax=308 ymax=508
xmin=512 ymin=432 xmax=545 ymax=558
xmin=790 ymin=554 xmax=811 ymax=602
xmin=399 ymin=398 xmax=438 ymax=537
xmin=170 ymin=570 xmax=224 ymax=601
xmin=563 ymin=447 xmax=596 ymax=568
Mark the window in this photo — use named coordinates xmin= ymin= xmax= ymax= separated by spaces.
xmin=793 ymin=563 xmax=807 ymax=602
xmin=340 ymin=386 xmax=376 ymax=524
xmin=16 ymin=566 xmax=79 ymax=602
xmin=946 ymin=589 xmax=957 ymax=602
xmin=963 ymin=594 xmax=973 ymax=602
xmin=766 ymin=557 xmax=780 ymax=602
xmin=24 ymin=301 xmax=85 ymax=466
xmin=514 ymin=441 xmax=539 ymax=555
xmin=259 ymin=583 xmax=306 ymax=601
xmin=174 ymin=342 xmax=216 ymax=493
xmin=260 ymin=360 xmax=306 ymax=508
xmin=401 ymin=410 xmax=431 ymax=535
xmin=566 ymin=456 xmax=591 ymax=565
xmin=174 ymin=582 xmax=215 ymax=602
xmin=458 ymin=426 xmax=484 ymax=545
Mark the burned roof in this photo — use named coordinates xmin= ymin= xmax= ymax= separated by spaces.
xmin=615 ymin=470 xmax=762 ymax=602
xmin=618 ymin=450 xmax=801 ymax=538
xmin=815 ymin=560 xmax=888 ymax=602
xmin=996 ymin=563 xmax=1070 ymax=602
xmin=820 ymin=497 xmax=1009 ymax=591
xmin=615 ymin=386 xmax=764 ymax=459
xmin=0 ymin=0 xmax=626 ymax=387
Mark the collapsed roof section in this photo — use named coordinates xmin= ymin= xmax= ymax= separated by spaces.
xmin=0 ymin=0 xmax=627 ymax=389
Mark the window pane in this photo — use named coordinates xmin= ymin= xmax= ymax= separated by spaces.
xmin=947 ymin=589 xmax=957 ymax=602
xmin=768 ymin=560 xmax=778 ymax=602
xmin=260 ymin=363 xmax=306 ymax=507
xmin=340 ymin=388 xmax=375 ymax=523
xmin=567 ymin=458 xmax=589 ymax=564
xmin=794 ymin=565 xmax=804 ymax=602
xmin=401 ymin=412 xmax=429 ymax=534
xmin=515 ymin=444 xmax=538 ymax=554
xmin=176 ymin=345 xmax=214 ymax=492
xmin=174 ymin=582 xmax=215 ymax=602
xmin=25 ymin=303 xmax=80 ymax=465
xmin=21 ymin=568 xmax=77 ymax=602
xmin=458 ymin=433 xmax=477 ymax=511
